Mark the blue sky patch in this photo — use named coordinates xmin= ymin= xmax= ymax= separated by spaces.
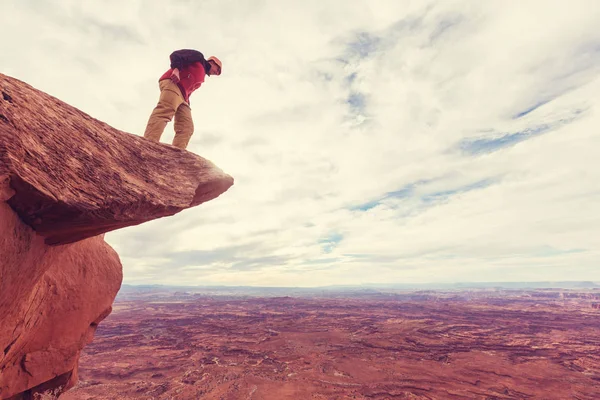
xmin=319 ymin=232 xmax=343 ymax=253
xmin=352 ymin=182 xmax=417 ymax=211
xmin=347 ymin=92 xmax=366 ymax=114
xmin=352 ymin=178 xmax=496 ymax=211
xmin=345 ymin=72 xmax=357 ymax=85
xmin=347 ymin=32 xmax=381 ymax=60
xmin=421 ymin=179 xmax=496 ymax=203
xmin=459 ymin=129 xmax=544 ymax=155
xmin=531 ymin=246 xmax=586 ymax=257
xmin=512 ymin=99 xmax=552 ymax=119
xmin=458 ymin=108 xmax=585 ymax=156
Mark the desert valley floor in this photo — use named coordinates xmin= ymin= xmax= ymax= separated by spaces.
xmin=62 ymin=286 xmax=600 ymax=399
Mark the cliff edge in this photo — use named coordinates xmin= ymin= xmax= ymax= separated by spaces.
xmin=0 ymin=73 xmax=233 ymax=399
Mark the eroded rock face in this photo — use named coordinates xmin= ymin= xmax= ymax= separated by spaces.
xmin=0 ymin=73 xmax=233 ymax=246
xmin=0 ymin=196 xmax=122 ymax=399
xmin=0 ymin=74 xmax=233 ymax=398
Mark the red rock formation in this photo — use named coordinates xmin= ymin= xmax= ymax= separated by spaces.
xmin=0 ymin=197 xmax=121 ymax=399
xmin=0 ymin=74 xmax=233 ymax=399
xmin=0 ymin=74 xmax=233 ymax=246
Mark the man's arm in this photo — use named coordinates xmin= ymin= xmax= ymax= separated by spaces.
xmin=169 ymin=49 xmax=206 ymax=70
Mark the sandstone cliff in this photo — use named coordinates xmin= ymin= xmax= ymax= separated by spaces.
xmin=0 ymin=73 xmax=233 ymax=399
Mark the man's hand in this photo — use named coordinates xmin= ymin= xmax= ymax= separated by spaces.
xmin=170 ymin=68 xmax=180 ymax=83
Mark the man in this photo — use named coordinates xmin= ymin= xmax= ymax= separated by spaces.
xmin=143 ymin=49 xmax=222 ymax=149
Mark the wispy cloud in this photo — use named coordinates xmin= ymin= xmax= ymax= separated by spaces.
xmin=428 ymin=14 xmax=464 ymax=44
xmin=459 ymin=109 xmax=586 ymax=155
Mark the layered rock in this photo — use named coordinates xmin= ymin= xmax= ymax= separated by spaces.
xmin=0 ymin=197 xmax=122 ymax=399
xmin=0 ymin=73 xmax=233 ymax=399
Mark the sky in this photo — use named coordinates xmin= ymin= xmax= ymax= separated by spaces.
xmin=1 ymin=0 xmax=600 ymax=286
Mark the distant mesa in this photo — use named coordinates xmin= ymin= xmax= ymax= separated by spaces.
xmin=0 ymin=73 xmax=233 ymax=399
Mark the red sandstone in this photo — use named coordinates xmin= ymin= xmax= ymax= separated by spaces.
xmin=0 ymin=73 xmax=233 ymax=399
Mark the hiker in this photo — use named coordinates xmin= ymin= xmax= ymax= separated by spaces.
xmin=143 ymin=49 xmax=222 ymax=149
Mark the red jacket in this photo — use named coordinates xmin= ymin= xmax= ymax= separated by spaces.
xmin=159 ymin=49 xmax=210 ymax=103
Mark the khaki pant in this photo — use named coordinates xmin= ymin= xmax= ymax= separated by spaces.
xmin=143 ymin=79 xmax=194 ymax=149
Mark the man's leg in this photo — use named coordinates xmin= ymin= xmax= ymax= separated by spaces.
xmin=143 ymin=80 xmax=184 ymax=143
xmin=172 ymin=102 xmax=194 ymax=149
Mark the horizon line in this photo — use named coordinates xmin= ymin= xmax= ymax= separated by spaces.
xmin=119 ymin=280 xmax=600 ymax=289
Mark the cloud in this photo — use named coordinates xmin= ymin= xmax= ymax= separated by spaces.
xmin=458 ymin=108 xmax=586 ymax=155
xmin=2 ymin=0 xmax=600 ymax=286
xmin=166 ymin=245 xmax=293 ymax=272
